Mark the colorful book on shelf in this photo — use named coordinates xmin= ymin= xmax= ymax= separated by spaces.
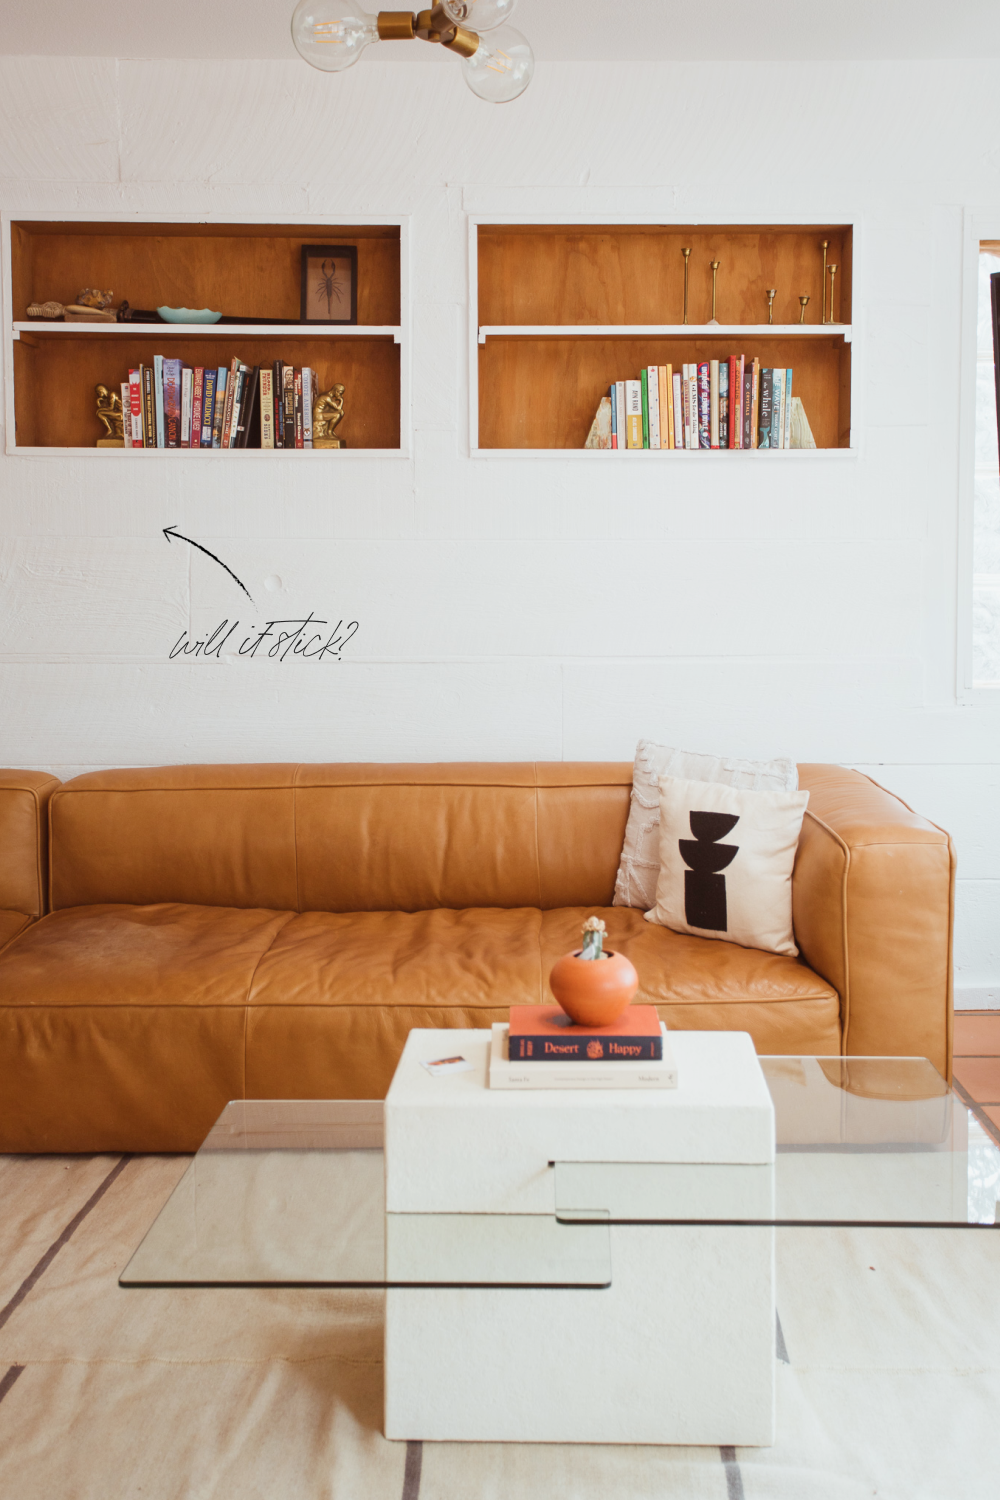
xmin=220 ymin=357 xmax=241 ymax=448
xmin=211 ymin=369 xmax=227 ymax=447
xmin=672 ymin=369 xmax=683 ymax=453
xmin=142 ymin=366 xmax=155 ymax=448
xmin=153 ymin=355 xmax=165 ymax=449
xmin=260 ymin=367 xmax=275 ymax=449
xmin=640 ymin=368 xmax=649 ymax=449
xmin=750 ymin=358 xmax=760 ymax=449
xmin=758 ymin=368 xmax=773 ymax=448
xmin=162 ymin=358 xmax=182 ymax=448
xmin=191 ymin=368 xmax=204 ymax=448
xmin=660 ymin=365 xmax=673 ymax=449
xmin=294 ymin=368 xmax=304 ymax=449
xmin=180 ymin=367 xmax=192 ymax=448
xmin=709 ymin=359 xmax=720 ymax=449
xmin=120 ymin=383 xmax=132 ymax=448
xmin=282 ymin=365 xmax=295 ymax=449
xmin=303 ymin=368 xmax=315 ymax=448
xmin=770 ymin=367 xmax=784 ymax=449
xmin=625 ymin=379 xmax=643 ymax=448
xmin=615 ymin=381 xmax=626 ymax=451
xmin=688 ymin=366 xmax=698 ymax=449
xmin=236 ymin=366 xmax=260 ymax=448
xmin=647 ymin=365 xmax=660 ymax=449
xmin=128 ymin=368 xmax=143 ymax=447
xmin=719 ymin=360 xmax=729 ymax=450
xmin=201 ymin=369 xmax=217 ymax=448
xmin=742 ymin=362 xmax=753 ymax=450
xmin=697 ymin=362 xmax=710 ymax=449
xmin=507 ymin=1004 xmax=664 ymax=1061
xmin=783 ymin=369 xmax=793 ymax=448
xmin=730 ymin=355 xmax=743 ymax=449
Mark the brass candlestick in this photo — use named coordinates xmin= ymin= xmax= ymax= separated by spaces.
xmin=765 ymin=288 xmax=776 ymax=325
xmin=820 ymin=239 xmax=828 ymax=322
xmin=799 ymin=295 xmax=810 ymax=324
xmin=681 ymin=247 xmax=691 ymax=324
xmin=707 ymin=260 xmax=720 ymax=325
xmin=826 ymin=265 xmax=838 ymax=324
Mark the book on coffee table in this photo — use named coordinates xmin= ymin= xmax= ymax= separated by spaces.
xmin=508 ymin=1003 xmax=664 ymax=1061
xmin=489 ymin=1023 xmax=678 ymax=1091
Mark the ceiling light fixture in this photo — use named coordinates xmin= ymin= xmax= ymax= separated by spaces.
xmin=291 ymin=0 xmax=534 ymax=102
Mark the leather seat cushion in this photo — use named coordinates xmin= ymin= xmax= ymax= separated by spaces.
xmin=245 ymin=906 xmax=840 ymax=1099
xmin=0 ymin=904 xmax=293 ymax=1151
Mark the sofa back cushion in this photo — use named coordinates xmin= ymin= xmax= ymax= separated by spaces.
xmin=0 ymin=770 xmax=60 ymax=918
xmin=49 ymin=763 xmax=633 ymax=913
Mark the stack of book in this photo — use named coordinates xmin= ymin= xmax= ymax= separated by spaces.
xmin=609 ymin=359 xmax=794 ymax=450
xmin=118 ymin=356 xmax=319 ymax=449
xmin=489 ymin=1004 xmax=678 ymax=1090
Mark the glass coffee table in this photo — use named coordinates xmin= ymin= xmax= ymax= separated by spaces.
xmin=119 ymin=1051 xmax=1000 ymax=1446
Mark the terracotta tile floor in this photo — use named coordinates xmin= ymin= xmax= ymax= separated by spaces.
xmin=952 ymin=1011 xmax=1000 ymax=1144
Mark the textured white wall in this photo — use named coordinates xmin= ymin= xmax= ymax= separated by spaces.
xmin=1 ymin=55 xmax=998 ymax=998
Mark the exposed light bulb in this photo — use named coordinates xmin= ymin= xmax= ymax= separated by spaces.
xmin=441 ymin=0 xmax=518 ymax=33
xmin=291 ymin=0 xmax=379 ymax=72
xmin=460 ymin=24 xmax=533 ymax=103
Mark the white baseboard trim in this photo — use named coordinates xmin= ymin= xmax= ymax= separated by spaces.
xmin=955 ymin=987 xmax=1000 ymax=1010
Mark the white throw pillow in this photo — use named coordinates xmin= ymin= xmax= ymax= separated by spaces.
xmin=645 ymin=775 xmax=810 ymax=957
xmin=614 ymin=739 xmax=799 ymax=910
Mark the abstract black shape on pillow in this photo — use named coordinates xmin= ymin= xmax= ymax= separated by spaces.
xmin=679 ymin=812 xmax=739 ymax=931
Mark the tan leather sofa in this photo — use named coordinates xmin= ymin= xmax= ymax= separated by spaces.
xmin=0 ymin=762 xmax=955 ymax=1153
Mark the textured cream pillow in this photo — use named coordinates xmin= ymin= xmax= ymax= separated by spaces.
xmin=614 ymin=740 xmax=798 ymax=910
xmin=645 ymin=775 xmax=809 ymax=957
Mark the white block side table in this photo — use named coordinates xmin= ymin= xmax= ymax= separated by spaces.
xmin=384 ymin=1028 xmax=776 ymax=1446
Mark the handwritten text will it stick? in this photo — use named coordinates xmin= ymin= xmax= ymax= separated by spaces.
xmin=169 ymin=615 xmax=360 ymax=663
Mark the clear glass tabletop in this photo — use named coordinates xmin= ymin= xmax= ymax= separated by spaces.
xmin=119 ymin=1056 xmax=1000 ymax=1290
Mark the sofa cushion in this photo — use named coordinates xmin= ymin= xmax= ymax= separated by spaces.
xmin=244 ymin=906 xmax=841 ymax=1100
xmin=0 ymin=904 xmax=293 ymax=1152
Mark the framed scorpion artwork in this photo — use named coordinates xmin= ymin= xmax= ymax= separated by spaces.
xmin=300 ymin=244 xmax=358 ymax=325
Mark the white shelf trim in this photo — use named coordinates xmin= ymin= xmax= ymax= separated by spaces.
xmin=14 ymin=322 xmax=402 ymax=342
xmin=478 ymin=324 xmax=851 ymax=344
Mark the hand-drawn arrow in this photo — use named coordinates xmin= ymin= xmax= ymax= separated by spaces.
xmin=163 ymin=525 xmax=255 ymax=603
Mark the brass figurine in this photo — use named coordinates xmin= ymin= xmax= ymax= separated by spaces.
xmin=708 ymin=260 xmax=720 ymax=325
xmin=765 ymin=288 xmax=777 ymax=325
xmin=799 ymin=295 xmax=810 ymax=324
xmin=95 ymin=383 xmax=125 ymax=447
xmin=820 ymin=239 xmax=829 ymax=322
xmin=681 ymin=247 xmax=691 ymax=324
xmin=826 ymin=264 xmax=839 ymax=324
xmin=313 ymin=383 xmax=346 ymax=448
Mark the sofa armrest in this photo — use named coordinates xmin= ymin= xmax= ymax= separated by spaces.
xmin=792 ymin=765 xmax=955 ymax=1081
xmin=0 ymin=770 xmax=60 ymax=923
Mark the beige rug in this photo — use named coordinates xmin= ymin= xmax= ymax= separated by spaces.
xmin=1 ymin=1153 xmax=998 ymax=1498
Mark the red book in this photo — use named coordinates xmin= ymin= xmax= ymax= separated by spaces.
xmin=508 ymin=1004 xmax=663 ymax=1061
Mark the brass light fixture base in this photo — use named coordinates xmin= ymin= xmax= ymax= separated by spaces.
xmin=377 ymin=11 xmax=416 ymax=39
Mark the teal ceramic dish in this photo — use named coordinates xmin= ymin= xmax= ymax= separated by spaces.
xmin=157 ymin=306 xmax=222 ymax=324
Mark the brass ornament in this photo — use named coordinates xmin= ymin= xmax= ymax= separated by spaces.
xmin=95 ymin=383 xmax=125 ymax=447
xmin=765 ymin=288 xmax=777 ymax=325
xmin=313 ymin=383 xmax=347 ymax=448
xmin=681 ymin=247 xmax=691 ymax=324
xmin=799 ymin=295 xmax=810 ymax=324
xmin=820 ymin=239 xmax=828 ymax=322
xmin=707 ymin=260 xmax=720 ymax=325
xmin=826 ymin=264 xmax=839 ymax=324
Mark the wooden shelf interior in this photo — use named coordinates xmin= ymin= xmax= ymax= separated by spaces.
xmin=479 ymin=334 xmax=850 ymax=450
xmin=9 ymin=222 xmax=402 ymax=450
xmin=11 ymin=221 xmax=401 ymax=326
xmin=477 ymin=225 xmax=852 ymax=450
xmin=478 ymin=224 xmax=851 ymax=328
xmin=13 ymin=332 xmax=400 ymax=449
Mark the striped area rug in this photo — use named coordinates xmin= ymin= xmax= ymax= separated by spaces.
xmin=1 ymin=1153 xmax=997 ymax=1498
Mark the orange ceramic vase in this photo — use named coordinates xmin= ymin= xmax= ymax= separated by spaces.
xmin=548 ymin=949 xmax=640 ymax=1028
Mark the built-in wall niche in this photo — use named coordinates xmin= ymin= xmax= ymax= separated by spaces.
xmin=6 ymin=219 xmax=406 ymax=455
xmin=472 ymin=223 xmax=853 ymax=453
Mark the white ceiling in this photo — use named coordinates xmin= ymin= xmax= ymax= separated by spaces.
xmin=2 ymin=0 xmax=999 ymax=61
